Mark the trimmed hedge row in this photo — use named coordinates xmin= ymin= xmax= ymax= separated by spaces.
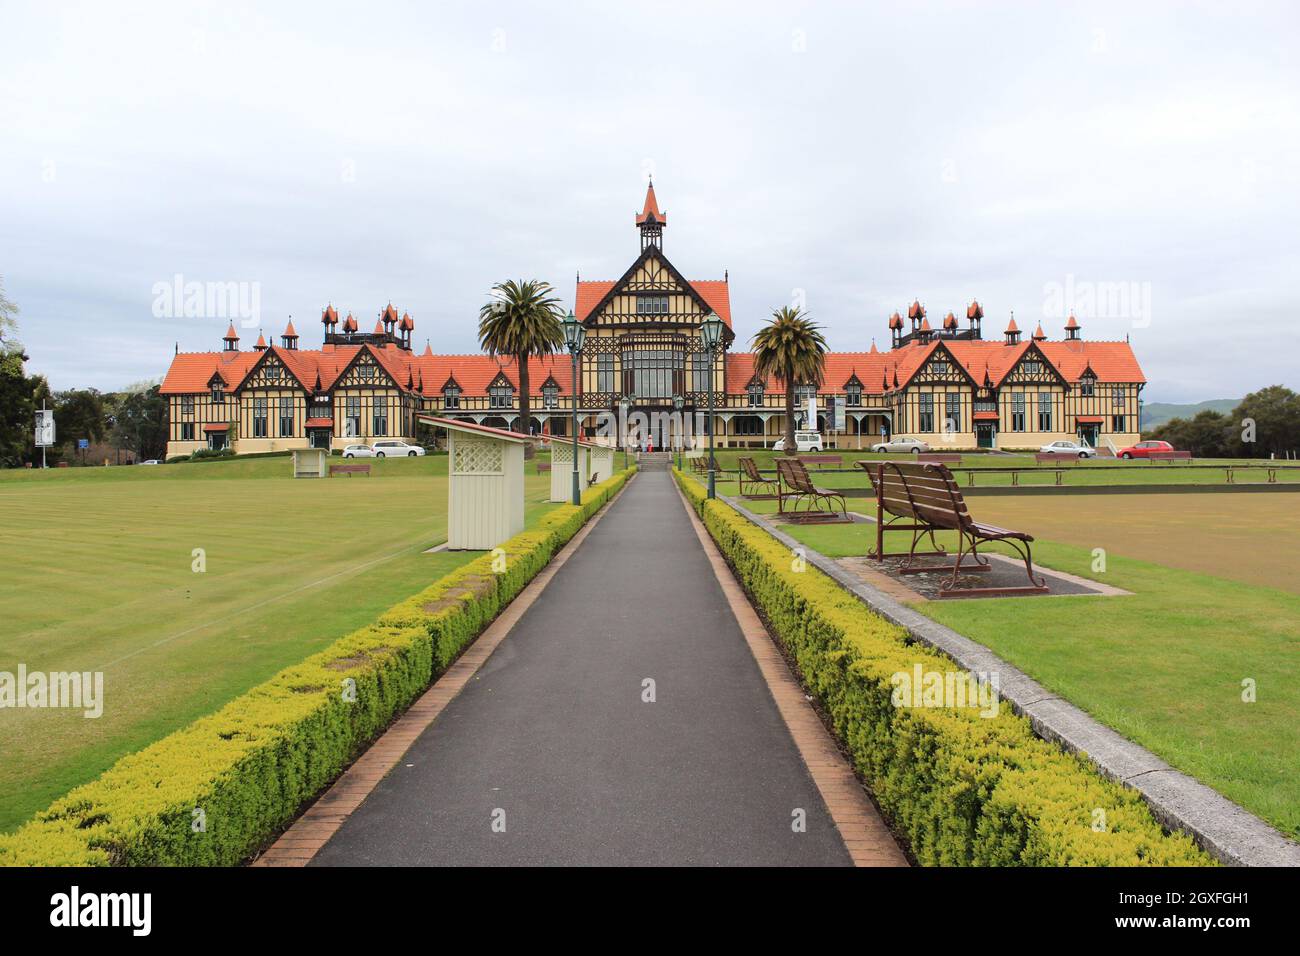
xmin=675 ymin=471 xmax=1211 ymax=866
xmin=0 ymin=468 xmax=635 ymax=867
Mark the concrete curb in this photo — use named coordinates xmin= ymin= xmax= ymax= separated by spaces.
xmin=721 ymin=492 xmax=1300 ymax=867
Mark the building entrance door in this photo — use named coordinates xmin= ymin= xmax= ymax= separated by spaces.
xmin=1078 ymin=424 xmax=1099 ymax=447
xmin=976 ymin=423 xmax=996 ymax=449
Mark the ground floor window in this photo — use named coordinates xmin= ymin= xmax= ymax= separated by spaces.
xmin=918 ymin=393 xmax=934 ymax=432
xmin=1037 ymin=392 xmax=1053 ymax=431
xmin=731 ymin=415 xmax=763 ymax=436
xmin=345 ymin=397 xmax=361 ymax=437
xmin=1011 ymin=393 xmax=1026 ymax=431
xmin=279 ymin=397 xmax=294 ymax=437
xmin=253 ymin=398 xmax=268 ymax=437
xmin=180 ymin=422 xmax=194 ymax=441
xmin=373 ymin=398 xmax=388 ymax=436
xmin=549 ymin=416 xmax=567 ymax=437
xmin=945 ymin=392 xmax=961 ymax=433
xmin=1112 ymin=414 xmax=1126 ymax=432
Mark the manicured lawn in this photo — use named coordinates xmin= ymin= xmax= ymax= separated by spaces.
xmin=698 ymin=474 xmax=1300 ymax=839
xmin=0 ymin=454 xmax=557 ymax=831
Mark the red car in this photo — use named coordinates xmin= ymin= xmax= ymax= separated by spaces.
xmin=1117 ymin=439 xmax=1175 ymax=460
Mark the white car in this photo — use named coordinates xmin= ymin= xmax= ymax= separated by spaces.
xmin=870 ymin=436 xmax=930 ymax=454
xmin=138 ymin=459 xmax=161 ymax=466
xmin=371 ymin=439 xmax=426 ymax=458
xmin=772 ymin=430 xmax=824 ymax=453
xmin=342 ymin=444 xmax=374 ymax=458
xmin=1039 ymin=440 xmax=1097 ymax=459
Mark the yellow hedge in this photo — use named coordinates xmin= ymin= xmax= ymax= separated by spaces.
xmin=0 ymin=467 xmax=635 ymax=867
xmin=675 ymin=470 xmax=1210 ymax=866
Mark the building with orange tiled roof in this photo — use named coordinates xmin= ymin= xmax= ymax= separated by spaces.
xmin=160 ymin=182 xmax=1145 ymax=457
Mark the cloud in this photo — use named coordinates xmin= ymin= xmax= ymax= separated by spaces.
xmin=1 ymin=0 xmax=1297 ymax=401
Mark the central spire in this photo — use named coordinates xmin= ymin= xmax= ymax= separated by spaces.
xmin=636 ymin=178 xmax=666 ymax=252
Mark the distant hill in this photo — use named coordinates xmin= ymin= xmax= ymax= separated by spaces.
xmin=1142 ymin=399 xmax=1239 ymax=430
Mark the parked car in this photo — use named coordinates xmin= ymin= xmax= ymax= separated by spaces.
xmin=371 ymin=439 xmax=426 ymax=458
xmin=870 ymin=436 xmax=930 ymax=454
xmin=138 ymin=459 xmax=161 ymax=466
xmin=1116 ymin=439 xmax=1175 ymax=460
xmin=771 ymin=430 xmax=824 ymax=453
xmin=342 ymin=444 xmax=374 ymax=458
xmin=1039 ymin=440 xmax=1097 ymax=459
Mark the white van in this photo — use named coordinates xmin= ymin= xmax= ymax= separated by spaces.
xmin=772 ymin=430 xmax=824 ymax=453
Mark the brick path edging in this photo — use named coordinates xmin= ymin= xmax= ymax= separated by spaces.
xmin=720 ymin=491 xmax=1300 ymax=867
xmin=675 ymin=483 xmax=908 ymax=867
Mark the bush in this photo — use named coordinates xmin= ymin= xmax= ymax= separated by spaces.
xmin=674 ymin=470 xmax=1210 ymax=866
xmin=0 ymin=467 xmax=635 ymax=867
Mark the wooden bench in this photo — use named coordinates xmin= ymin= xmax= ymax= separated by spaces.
xmin=688 ymin=456 xmax=709 ymax=475
xmin=801 ymin=454 xmax=843 ymax=470
xmin=775 ymin=458 xmax=849 ymax=523
xmin=329 ymin=463 xmax=371 ymax=477
xmin=1148 ymin=450 xmax=1193 ymax=461
xmin=916 ymin=453 xmax=962 ymax=464
xmin=536 ymin=461 xmax=551 ymax=473
xmin=856 ymin=460 xmax=1047 ymax=598
xmin=737 ymin=456 xmax=778 ymax=498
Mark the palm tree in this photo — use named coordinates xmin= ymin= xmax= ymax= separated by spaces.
xmin=478 ymin=279 xmax=565 ymax=458
xmin=751 ymin=306 xmax=828 ymax=455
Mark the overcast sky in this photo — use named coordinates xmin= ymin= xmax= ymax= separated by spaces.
xmin=2 ymin=1 xmax=1297 ymax=401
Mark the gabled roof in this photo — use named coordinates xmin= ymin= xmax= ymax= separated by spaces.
xmin=575 ymin=246 xmax=731 ymax=327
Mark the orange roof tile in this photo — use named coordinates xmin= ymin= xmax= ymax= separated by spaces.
xmin=635 ymin=182 xmax=666 ymax=225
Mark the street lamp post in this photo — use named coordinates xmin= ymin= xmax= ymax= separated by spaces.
xmin=619 ymin=395 xmax=633 ymax=472
xmin=562 ymin=310 xmax=586 ymax=506
xmin=672 ymin=394 xmax=684 ymax=470
xmin=700 ymin=312 xmax=724 ymax=499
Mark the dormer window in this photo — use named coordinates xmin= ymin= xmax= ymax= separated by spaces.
xmin=1079 ymin=374 xmax=1096 ymax=397
xmin=747 ymin=382 xmax=764 ymax=407
xmin=795 ymin=383 xmax=817 ymax=404
xmin=846 ymin=384 xmax=862 ymax=406
xmin=443 ymin=384 xmax=461 ymax=409
xmin=211 ymin=384 xmax=225 ymax=404
xmin=489 ymin=382 xmax=514 ymax=408
xmin=542 ymin=383 xmax=559 ymax=408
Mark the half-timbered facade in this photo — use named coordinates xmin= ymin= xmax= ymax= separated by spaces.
xmin=161 ymin=183 xmax=1145 ymax=457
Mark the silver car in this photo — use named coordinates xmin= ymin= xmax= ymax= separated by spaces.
xmin=1039 ymin=440 xmax=1096 ymax=459
xmin=342 ymin=444 xmax=374 ymax=458
xmin=371 ymin=439 xmax=426 ymax=458
xmin=870 ymin=436 xmax=930 ymax=454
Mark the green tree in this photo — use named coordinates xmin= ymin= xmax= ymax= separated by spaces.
xmin=751 ymin=306 xmax=828 ymax=455
xmin=0 ymin=276 xmax=18 ymax=350
xmin=0 ymin=351 xmax=39 ymax=466
xmin=478 ymin=279 xmax=564 ymax=458
xmin=1231 ymin=385 xmax=1300 ymax=458
xmin=54 ymin=388 xmax=107 ymax=461
xmin=111 ymin=385 xmax=168 ymax=461
xmin=1148 ymin=410 xmax=1235 ymax=458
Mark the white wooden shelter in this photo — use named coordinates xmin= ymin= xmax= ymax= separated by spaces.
xmin=588 ymin=443 xmax=615 ymax=484
xmin=419 ymin=417 xmax=532 ymax=551
xmin=291 ymin=447 xmax=328 ymax=478
xmin=548 ymin=439 xmax=591 ymax=503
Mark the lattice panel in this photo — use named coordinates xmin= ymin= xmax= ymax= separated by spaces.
xmin=552 ymin=443 xmax=573 ymax=464
xmin=453 ymin=439 xmax=503 ymax=475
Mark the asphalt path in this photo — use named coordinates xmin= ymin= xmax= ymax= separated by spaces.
xmin=312 ymin=470 xmax=851 ymax=866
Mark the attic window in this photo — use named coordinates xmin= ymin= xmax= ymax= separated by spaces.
xmin=359 ymin=363 xmax=376 ymax=381
xmin=636 ymin=295 xmax=669 ymax=315
xmin=542 ymin=384 xmax=558 ymax=408
xmin=211 ymin=384 xmax=225 ymax=404
xmin=443 ymin=384 xmax=461 ymax=408
xmin=930 ymin=360 xmax=949 ymax=376
xmin=1079 ymin=374 xmax=1095 ymax=397
xmin=489 ymin=382 xmax=514 ymax=408
xmin=747 ymin=382 xmax=764 ymax=407
xmin=1023 ymin=361 xmax=1042 ymax=375
xmin=846 ymin=384 xmax=862 ymax=406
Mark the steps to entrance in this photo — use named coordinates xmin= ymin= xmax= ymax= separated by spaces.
xmin=636 ymin=451 xmax=673 ymax=470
